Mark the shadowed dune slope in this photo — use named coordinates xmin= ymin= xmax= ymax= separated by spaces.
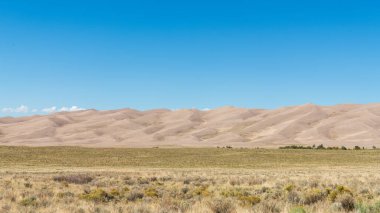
xmin=1 ymin=104 xmax=380 ymax=148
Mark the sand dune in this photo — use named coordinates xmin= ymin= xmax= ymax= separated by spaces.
xmin=1 ymin=104 xmax=380 ymax=148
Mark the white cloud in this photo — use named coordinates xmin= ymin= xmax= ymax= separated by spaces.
xmin=1 ymin=105 xmax=29 ymax=114
xmin=42 ymin=106 xmax=57 ymax=114
xmin=1 ymin=107 xmax=14 ymax=113
xmin=60 ymin=106 xmax=85 ymax=112
xmin=15 ymin=105 xmax=29 ymax=113
xmin=1 ymin=105 xmax=86 ymax=115
xmin=42 ymin=106 xmax=86 ymax=114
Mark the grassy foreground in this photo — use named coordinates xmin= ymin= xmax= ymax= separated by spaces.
xmin=1 ymin=146 xmax=380 ymax=213
xmin=0 ymin=146 xmax=379 ymax=169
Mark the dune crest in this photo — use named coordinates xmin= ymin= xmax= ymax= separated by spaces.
xmin=1 ymin=104 xmax=380 ymax=148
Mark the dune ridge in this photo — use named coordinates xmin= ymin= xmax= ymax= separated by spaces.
xmin=1 ymin=104 xmax=380 ymax=148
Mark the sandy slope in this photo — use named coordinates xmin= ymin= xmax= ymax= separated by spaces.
xmin=1 ymin=104 xmax=380 ymax=148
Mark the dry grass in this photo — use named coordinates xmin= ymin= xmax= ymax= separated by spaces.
xmin=0 ymin=146 xmax=380 ymax=212
xmin=1 ymin=169 xmax=380 ymax=212
xmin=0 ymin=146 xmax=380 ymax=169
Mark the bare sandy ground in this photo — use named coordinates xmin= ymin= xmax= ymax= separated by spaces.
xmin=1 ymin=103 xmax=380 ymax=148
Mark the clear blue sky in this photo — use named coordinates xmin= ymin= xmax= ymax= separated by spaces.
xmin=1 ymin=0 xmax=380 ymax=116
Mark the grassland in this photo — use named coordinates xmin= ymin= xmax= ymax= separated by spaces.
xmin=0 ymin=146 xmax=380 ymax=169
xmin=0 ymin=146 xmax=380 ymax=213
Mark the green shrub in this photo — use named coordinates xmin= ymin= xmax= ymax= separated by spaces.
xmin=19 ymin=197 xmax=37 ymax=206
xmin=144 ymin=187 xmax=159 ymax=197
xmin=220 ymin=188 xmax=247 ymax=197
xmin=80 ymin=189 xmax=114 ymax=202
xmin=356 ymin=201 xmax=380 ymax=213
xmin=289 ymin=206 xmax=306 ymax=213
xmin=238 ymin=195 xmax=261 ymax=206
xmin=284 ymin=184 xmax=295 ymax=192
xmin=193 ymin=186 xmax=210 ymax=196
xmin=109 ymin=188 xmax=121 ymax=197
xmin=328 ymin=185 xmax=352 ymax=202
xmin=56 ymin=191 xmax=75 ymax=198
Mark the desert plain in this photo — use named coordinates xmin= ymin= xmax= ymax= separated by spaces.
xmin=1 ymin=105 xmax=380 ymax=213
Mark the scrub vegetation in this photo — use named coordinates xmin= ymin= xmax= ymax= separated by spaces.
xmin=0 ymin=146 xmax=380 ymax=212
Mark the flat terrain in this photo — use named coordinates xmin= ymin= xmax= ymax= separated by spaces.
xmin=1 ymin=147 xmax=380 ymax=213
xmin=2 ymin=103 xmax=380 ymax=148
xmin=0 ymin=146 xmax=379 ymax=169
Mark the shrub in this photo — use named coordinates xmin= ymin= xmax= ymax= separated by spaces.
xmin=328 ymin=185 xmax=352 ymax=202
xmin=356 ymin=201 xmax=380 ymax=213
xmin=327 ymin=146 xmax=340 ymax=150
xmin=24 ymin=182 xmax=33 ymax=188
xmin=207 ymin=199 xmax=236 ymax=213
xmin=159 ymin=197 xmax=191 ymax=213
xmin=238 ymin=195 xmax=261 ymax=206
xmin=193 ymin=185 xmax=210 ymax=196
xmin=279 ymin=145 xmax=313 ymax=149
xmin=255 ymin=201 xmax=280 ymax=213
xmin=287 ymin=191 xmax=301 ymax=204
xmin=220 ymin=188 xmax=247 ymax=197
xmin=337 ymin=194 xmax=355 ymax=211
xmin=302 ymin=189 xmax=326 ymax=205
xmin=284 ymin=184 xmax=295 ymax=192
xmin=144 ymin=187 xmax=159 ymax=197
xmin=110 ymin=188 xmax=121 ymax=197
xmin=56 ymin=191 xmax=75 ymax=198
xmin=289 ymin=206 xmax=307 ymax=213
xmin=183 ymin=178 xmax=191 ymax=184
xmin=159 ymin=176 xmax=173 ymax=182
xmin=137 ymin=177 xmax=149 ymax=185
xmin=19 ymin=197 xmax=37 ymax=206
xmin=316 ymin=144 xmax=325 ymax=149
xmin=229 ymin=178 xmax=241 ymax=186
xmin=125 ymin=179 xmax=136 ymax=185
xmin=80 ymin=189 xmax=114 ymax=202
xmin=127 ymin=191 xmax=144 ymax=201
xmin=354 ymin=146 xmax=361 ymax=150
xmin=53 ymin=174 xmax=93 ymax=184
xmin=181 ymin=187 xmax=189 ymax=194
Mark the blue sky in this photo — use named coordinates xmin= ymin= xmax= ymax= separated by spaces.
xmin=1 ymin=0 xmax=380 ymax=116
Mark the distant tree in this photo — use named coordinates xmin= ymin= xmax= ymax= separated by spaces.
xmin=341 ymin=146 xmax=347 ymax=150
xmin=312 ymin=144 xmax=316 ymax=149
xmin=316 ymin=144 xmax=325 ymax=149
xmin=354 ymin=146 xmax=361 ymax=150
xmin=373 ymin=146 xmax=377 ymax=150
